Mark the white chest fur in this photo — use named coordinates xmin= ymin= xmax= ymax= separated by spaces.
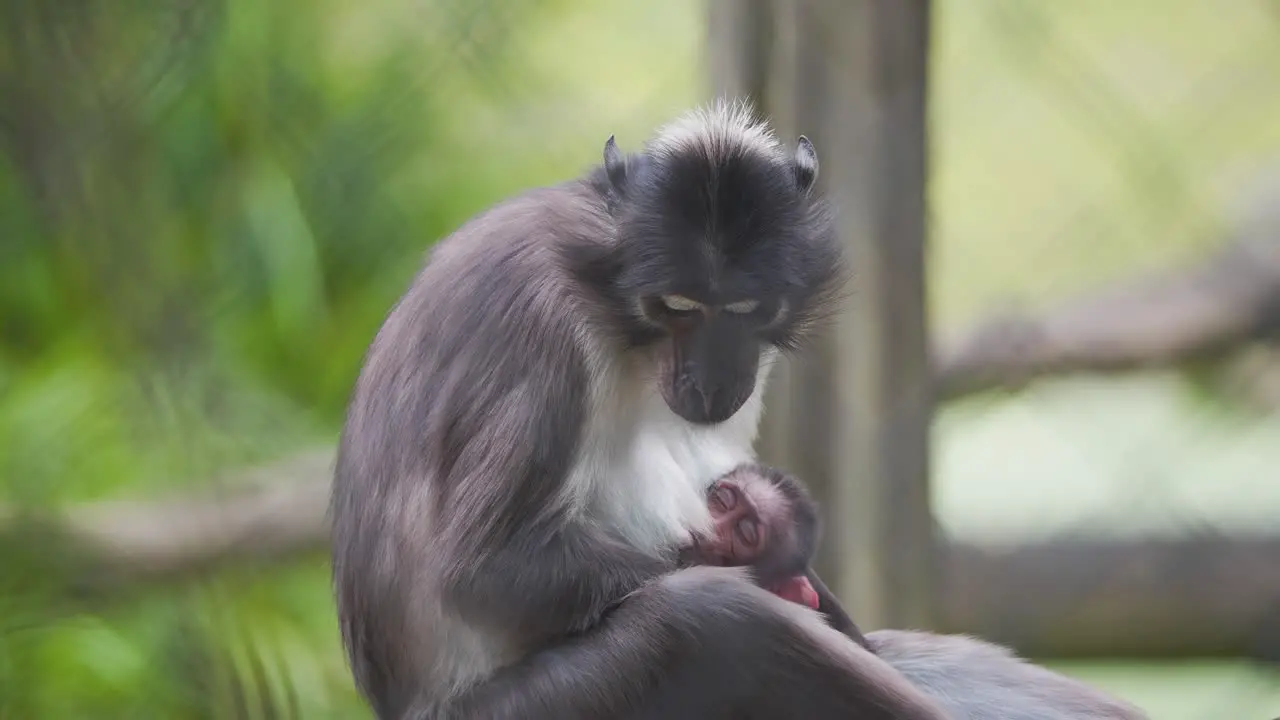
xmin=571 ymin=349 xmax=777 ymax=554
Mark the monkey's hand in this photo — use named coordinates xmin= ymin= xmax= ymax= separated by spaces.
xmin=767 ymin=575 xmax=820 ymax=610
xmin=443 ymin=521 xmax=671 ymax=647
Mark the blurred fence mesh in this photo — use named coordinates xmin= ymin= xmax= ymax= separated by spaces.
xmin=2 ymin=0 xmax=1280 ymax=718
xmin=928 ymin=2 xmax=1280 ymax=718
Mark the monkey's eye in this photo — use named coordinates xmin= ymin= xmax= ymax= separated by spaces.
xmin=660 ymin=295 xmax=703 ymax=314
xmin=723 ymin=299 xmax=760 ymax=314
xmin=736 ymin=517 xmax=760 ymax=548
xmin=709 ymin=484 xmax=738 ymax=514
xmin=761 ymin=298 xmax=789 ymax=327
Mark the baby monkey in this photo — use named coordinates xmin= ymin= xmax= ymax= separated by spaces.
xmin=680 ymin=463 xmax=865 ymax=643
xmin=682 ymin=463 xmax=1151 ymax=719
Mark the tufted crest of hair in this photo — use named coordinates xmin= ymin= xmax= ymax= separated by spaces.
xmin=646 ymin=97 xmax=784 ymax=164
xmin=571 ymin=98 xmax=847 ymax=353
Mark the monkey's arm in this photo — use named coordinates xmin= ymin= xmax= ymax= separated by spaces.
xmin=441 ymin=511 xmax=670 ymax=646
xmin=432 ymin=368 xmax=670 ymax=646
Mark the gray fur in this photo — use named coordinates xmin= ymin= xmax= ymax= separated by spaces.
xmin=448 ymin=567 xmax=951 ymax=719
xmin=871 ymin=630 xmax=1150 ymax=719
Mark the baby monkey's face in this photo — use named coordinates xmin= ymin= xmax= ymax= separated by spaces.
xmin=683 ymin=465 xmax=817 ymax=596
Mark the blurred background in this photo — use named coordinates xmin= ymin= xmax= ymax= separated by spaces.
xmin=2 ymin=0 xmax=1280 ymax=718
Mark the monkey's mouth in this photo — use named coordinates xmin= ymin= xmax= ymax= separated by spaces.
xmin=656 ymin=334 xmax=759 ymax=425
xmin=660 ymin=367 xmax=752 ymax=425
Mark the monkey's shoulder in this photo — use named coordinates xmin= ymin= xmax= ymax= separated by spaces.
xmin=343 ymin=183 xmax=603 ymax=473
xmin=427 ymin=180 xmax=610 ymax=273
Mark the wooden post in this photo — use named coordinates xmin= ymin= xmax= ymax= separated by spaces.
xmin=708 ymin=0 xmax=935 ymax=631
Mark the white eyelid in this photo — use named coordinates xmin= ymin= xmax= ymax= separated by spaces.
xmin=724 ymin=299 xmax=760 ymax=314
xmin=661 ymin=295 xmax=703 ymax=312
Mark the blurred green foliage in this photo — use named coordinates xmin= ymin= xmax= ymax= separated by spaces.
xmin=1 ymin=0 xmax=561 ymax=423
xmin=0 ymin=0 xmax=702 ymax=715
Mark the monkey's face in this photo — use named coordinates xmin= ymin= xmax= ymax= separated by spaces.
xmin=579 ymin=128 xmax=844 ymax=424
xmin=605 ymin=196 xmax=839 ymax=424
xmin=635 ymin=294 xmax=771 ymax=424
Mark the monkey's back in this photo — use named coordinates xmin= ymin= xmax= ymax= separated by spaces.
xmin=329 ymin=179 xmax=615 ymax=713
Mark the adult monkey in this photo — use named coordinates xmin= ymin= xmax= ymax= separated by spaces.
xmin=330 ymin=100 xmax=948 ymax=719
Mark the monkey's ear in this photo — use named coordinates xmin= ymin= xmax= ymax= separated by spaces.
xmin=793 ymin=135 xmax=819 ymax=193
xmin=604 ymin=135 xmax=628 ymax=191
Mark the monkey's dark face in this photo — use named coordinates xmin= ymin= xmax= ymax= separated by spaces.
xmin=639 ymin=294 xmax=768 ymax=424
xmin=613 ymin=145 xmax=841 ymax=424
xmin=568 ymin=130 xmax=844 ymax=425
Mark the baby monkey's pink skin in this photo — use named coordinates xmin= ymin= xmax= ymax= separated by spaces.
xmin=682 ymin=469 xmax=821 ymax=610
xmin=767 ymin=575 xmax=821 ymax=609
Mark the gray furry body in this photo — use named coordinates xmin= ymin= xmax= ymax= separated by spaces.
xmin=870 ymin=630 xmax=1147 ymax=719
xmin=330 ymin=101 xmax=1146 ymax=719
xmin=701 ymin=467 xmax=1148 ymax=720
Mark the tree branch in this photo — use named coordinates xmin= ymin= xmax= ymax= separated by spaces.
xmin=935 ymin=181 xmax=1280 ymax=401
xmin=939 ymin=535 xmax=1280 ymax=660
xmin=1 ymin=450 xmax=334 ymax=588
xmin=5 ymin=449 xmax=1279 ymax=659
